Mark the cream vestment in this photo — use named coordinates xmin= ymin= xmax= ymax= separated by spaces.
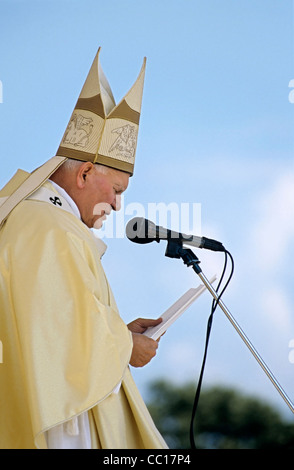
xmin=0 ymin=176 xmax=167 ymax=449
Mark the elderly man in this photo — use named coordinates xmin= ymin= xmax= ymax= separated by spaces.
xmin=0 ymin=48 xmax=168 ymax=449
xmin=50 ymin=159 xmax=162 ymax=370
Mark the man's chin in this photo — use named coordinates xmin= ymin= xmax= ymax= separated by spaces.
xmin=93 ymin=216 xmax=106 ymax=230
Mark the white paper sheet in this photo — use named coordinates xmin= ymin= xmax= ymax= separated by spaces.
xmin=143 ymin=275 xmax=217 ymax=340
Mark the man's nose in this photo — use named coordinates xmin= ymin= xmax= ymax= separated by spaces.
xmin=112 ymin=194 xmax=122 ymax=211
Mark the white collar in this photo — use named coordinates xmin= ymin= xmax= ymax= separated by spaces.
xmin=49 ymin=180 xmax=81 ymax=220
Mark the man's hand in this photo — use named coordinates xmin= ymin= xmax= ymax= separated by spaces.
xmin=128 ymin=317 xmax=163 ymax=368
xmin=128 ymin=317 xmax=162 ymax=334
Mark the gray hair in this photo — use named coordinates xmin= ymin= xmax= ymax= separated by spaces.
xmin=61 ymin=159 xmax=110 ymax=175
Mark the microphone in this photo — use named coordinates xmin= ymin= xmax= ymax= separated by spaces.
xmin=125 ymin=217 xmax=225 ymax=252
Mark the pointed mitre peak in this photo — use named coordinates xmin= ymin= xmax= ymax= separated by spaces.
xmin=78 ymin=47 xmax=115 ymax=116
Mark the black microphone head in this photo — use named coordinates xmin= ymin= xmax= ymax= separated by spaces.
xmin=125 ymin=217 xmax=158 ymax=244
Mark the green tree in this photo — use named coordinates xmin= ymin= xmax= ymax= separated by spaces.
xmin=146 ymin=379 xmax=294 ymax=449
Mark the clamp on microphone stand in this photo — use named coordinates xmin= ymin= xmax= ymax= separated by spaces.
xmin=165 ymin=239 xmax=294 ymax=415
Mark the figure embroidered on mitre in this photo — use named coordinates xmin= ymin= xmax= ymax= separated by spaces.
xmin=109 ymin=124 xmax=137 ymax=159
xmin=62 ymin=113 xmax=94 ymax=148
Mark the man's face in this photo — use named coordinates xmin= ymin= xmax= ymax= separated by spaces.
xmin=77 ymin=164 xmax=130 ymax=229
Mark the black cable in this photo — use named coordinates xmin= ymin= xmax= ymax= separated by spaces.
xmin=189 ymin=250 xmax=234 ymax=449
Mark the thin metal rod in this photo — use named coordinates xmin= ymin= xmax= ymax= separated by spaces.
xmin=197 ymin=270 xmax=294 ymax=414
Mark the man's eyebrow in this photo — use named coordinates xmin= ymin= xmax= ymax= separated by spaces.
xmin=114 ymin=184 xmax=126 ymax=192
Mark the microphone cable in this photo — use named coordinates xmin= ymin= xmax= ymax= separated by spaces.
xmin=189 ymin=249 xmax=235 ymax=449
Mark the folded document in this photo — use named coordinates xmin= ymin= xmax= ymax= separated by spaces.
xmin=143 ymin=275 xmax=217 ymax=341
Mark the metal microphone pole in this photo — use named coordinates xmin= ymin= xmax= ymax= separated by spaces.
xmin=165 ymin=239 xmax=294 ymax=415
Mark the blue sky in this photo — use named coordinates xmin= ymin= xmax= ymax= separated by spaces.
xmin=0 ymin=0 xmax=294 ymax=420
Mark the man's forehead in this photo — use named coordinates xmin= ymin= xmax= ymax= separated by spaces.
xmin=109 ymin=169 xmax=130 ymax=190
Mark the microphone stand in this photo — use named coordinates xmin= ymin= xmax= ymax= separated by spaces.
xmin=165 ymin=239 xmax=294 ymax=414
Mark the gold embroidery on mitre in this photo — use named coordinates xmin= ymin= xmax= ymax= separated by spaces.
xmin=62 ymin=114 xmax=94 ymax=149
xmin=109 ymin=124 xmax=137 ymax=161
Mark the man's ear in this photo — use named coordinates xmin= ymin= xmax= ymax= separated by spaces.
xmin=76 ymin=162 xmax=94 ymax=189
